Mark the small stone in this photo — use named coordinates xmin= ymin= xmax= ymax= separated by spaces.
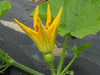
xmin=56 ymin=44 xmax=61 ymax=48
xmin=38 ymin=1 xmax=43 ymax=4
xmin=23 ymin=19 xmax=25 ymax=22
xmin=27 ymin=7 xmax=30 ymax=10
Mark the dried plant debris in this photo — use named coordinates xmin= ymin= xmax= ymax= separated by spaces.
xmin=26 ymin=0 xmax=47 ymax=3
xmin=0 ymin=38 xmax=4 ymax=43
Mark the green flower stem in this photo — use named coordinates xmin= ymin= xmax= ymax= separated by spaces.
xmin=12 ymin=60 xmax=44 ymax=75
xmin=0 ymin=55 xmax=12 ymax=65
xmin=57 ymin=33 xmax=70 ymax=75
xmin=0 ymin=64 xmax=11 ymax=73
xmin=0 ymin=54 xmax=12 ymax=73
xmin=49 ymin=63 xmax=55 ymax=75
xmin=59 ymin=56 xmax=76 ymax=75
xmin=43 ymin=52 xmax=55 ymax=75
xmin=0 ymin=64 xmax=8 ymax=68
xmin=0 ymin=53 xmax=44 ymax=75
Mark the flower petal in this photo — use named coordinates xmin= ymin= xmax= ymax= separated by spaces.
xmin=33 ymin=5 xmax=39 ymax=31
xmin=45 ymin=4 xmax=51 ymax=30
xmin=48 ymin=7 xmax=62 ymax=49
xmin=14 ymin=4 xmax=62 ymax=54
xmin=14 ymin=19 xmax=39 ymax=44
xmin=37 ymin=17 xmax=52 ymax=53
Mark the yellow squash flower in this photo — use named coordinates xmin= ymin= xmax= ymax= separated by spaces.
xmin=14 ymin=4 xmax=62 ymax=53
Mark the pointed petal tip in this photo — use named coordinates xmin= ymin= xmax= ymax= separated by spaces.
xmin=14 ymin=18 xmax=19 ymax=24
xmin=36 ymin=5 xmax=39 ymax=12
xmin=60 ymin=7 xmax=62 ymax=10
xmin=46 ymin=4 xmax=51 ymax=28
xmin=48 ymin=4 xmax=50 ymax=7
xmin=48 ymin=6 xmax=62 ymax=31
xmin=34 ymin=5 xmax=39 ymax=18
xmin=33 ymin=5 xmax=39 ymax=29
xmin=55 ymin=7 xmax=62 ymax=21
xmin=59 ymin=7 xmax=62 ymax=15
xmin=14 ymin=18 xmax=17 ymax=22
xmin=14 ymin=19 xmax=22 ymax=25
xmin=47 ymin=4 xmax=50 ymax=13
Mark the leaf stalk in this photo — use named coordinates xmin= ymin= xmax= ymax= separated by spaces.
xmin=57 ymin=33 xmax=70 ymax=75
xmin=59 ymin=56 xmax=76 ymax=75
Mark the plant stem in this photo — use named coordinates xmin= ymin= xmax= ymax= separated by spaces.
xmin=59 ymin=56 xmax=76 ymax=75
xmin=49 ymin=63 xmax=55 ymax=75
xmin=0 ymin=49 xmax=44 ymax=75
xmin=43 ymin=52 xmax=55 ymax=75
xmin=12 ymin=60 xmax=44 ymax=75
xmin=57 ymin=33 xmax=70 ymax=75
xmin=0 ymin=55 xmax=12 ymax=64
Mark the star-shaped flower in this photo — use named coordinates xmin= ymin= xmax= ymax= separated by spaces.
xmin=14 ymin=4 xmax=62 ymax=53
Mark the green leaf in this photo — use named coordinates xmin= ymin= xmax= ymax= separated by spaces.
xmin=72 ymin=43 xmax=92 ymax=57
xmin=70 ymin=0 xmax=100 ymax=38
xmin=0 ymin=1 xmax=11 ymax=19
xmin=29 ymin=0 xmax=63 ymax=22
xmin=77 ymin=43 xmax=92 ymax=57
xmin=29 ymin=0 xmax=100 ymax=39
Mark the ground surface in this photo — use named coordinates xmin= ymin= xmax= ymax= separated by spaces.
xmin=0 ymin=0 xmax=100 ymax=75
